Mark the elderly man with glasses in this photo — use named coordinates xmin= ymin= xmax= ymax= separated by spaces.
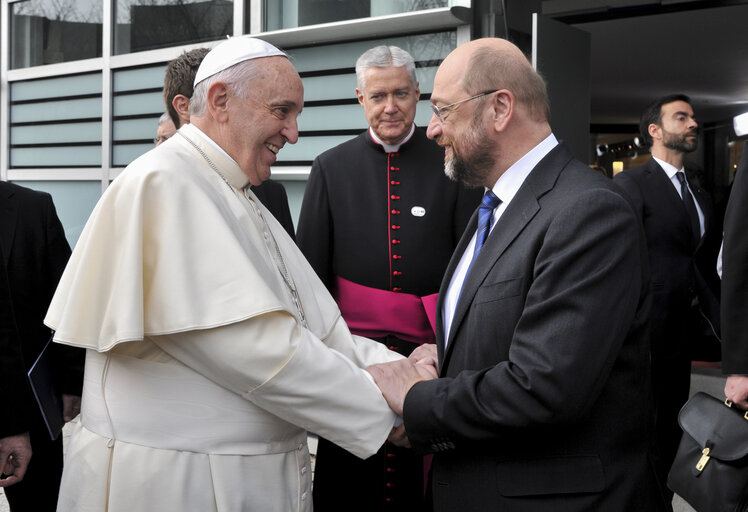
xmin=297 ymin=45 xmax=480 ymax=512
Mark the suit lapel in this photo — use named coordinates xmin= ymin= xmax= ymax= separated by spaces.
xmin=440 ymin=143 xmax=573 ymax=368
xmin=647 ymin=159 xmax=701 ymax=243
xmin=435 ymin=209 xmax=478 ymax=363
xmin=0 ymin=184 xmax=17 ymax=268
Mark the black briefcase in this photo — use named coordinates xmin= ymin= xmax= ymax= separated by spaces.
xmin=667 ymin=392 xmax=748 ymax=512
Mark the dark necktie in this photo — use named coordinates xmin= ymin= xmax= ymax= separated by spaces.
xmin=468 ymin=190 xmax=502 ymax=269
xmin=676 ymin=171 xmax=701 ymax=246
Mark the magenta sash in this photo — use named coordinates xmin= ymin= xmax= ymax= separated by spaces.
xmin=333 ymin=276 xmax=437 ymax=345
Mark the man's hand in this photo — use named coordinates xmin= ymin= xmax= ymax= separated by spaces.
xmin=408 ymin=343 xmax=438 ymax=373
xmin=0 ymin=432 xmax=32 ymax=487
xmin=725 ymin=375 xmax=748 ymax=409
xmin=63 ymin=394 xmax=82 ymax=422
xmin=367 ymin=358 xmax=438 ymax=416
xmin=388 ymin=424 xmax=410 ymax=448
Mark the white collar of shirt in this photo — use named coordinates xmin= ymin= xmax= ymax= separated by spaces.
xmin=652 ymin=155 xmax=705 ymax=235
xmin=441 ymin=133 xmax=559 ymax=345
xmin=652 ymin=155 xmax=683 ymax=182
xmin=369 ymin=124 xmax=416 ymax=153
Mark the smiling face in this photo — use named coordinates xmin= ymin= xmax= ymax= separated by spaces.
xmin=223 ymin=57 xmax=304 ymax=185
xmin=427 ymin=53 xmax=496 ymax=188
xmin=357 ymin=65 xmax=419 ymax=145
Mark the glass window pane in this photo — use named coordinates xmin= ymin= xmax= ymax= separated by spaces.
xmin=111 ymin=65 xmax=168 ymax=166
xmin=264 ymin=0 xmax=447 ymax=30
xmin=113 ymin=92 xmax=165 ymax=117
xmin=11 ymin=97 xmax=102 ymax=123
xmin=9 ymin=74 xmax=103 ymax=168
xmin=11 ymin=146 xmax=102 ymax=167
xmin=114 ymin=0 xmax=233 ymax=55
xmin=10 ymin=0 xmax=102 ymax=69
xmin=11 ymin=122 xmax=102 ymax=144
xmin=276 ymin=135 xmax=353 ymax=163
xmin=114 ymin=65 xmax=168 ymax=92
xmin=113 ymin=143 xmax=154 ymax=166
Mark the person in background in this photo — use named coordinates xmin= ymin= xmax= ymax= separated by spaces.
xmin=46 ymin=36 xmax=432 ymax=512
xmin=722 ymin=143 xmax=748 ymax=407
xmin=366 ymin=37 xmax=666 ymax=512
xmin=297 ymin=45 xmax=480 ymax=511
xmin=163 ymin=46 xmax=296 ymax=239
xmin=155 ymin=112 xmax=177 ymax=146
xmin=0 ymin=180 xmax=83 ymax=511
xmin=0 ymin=239 xmax=32 ymax=490
xmin=614 ymin=94 xmax=722 ymax=503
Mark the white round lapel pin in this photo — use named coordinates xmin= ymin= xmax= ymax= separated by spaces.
xmin=411 ymin=206 xmax=426 ymax=217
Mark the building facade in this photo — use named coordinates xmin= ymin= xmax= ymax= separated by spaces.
xmin=1 ymin=0 xmax=473 ymax=245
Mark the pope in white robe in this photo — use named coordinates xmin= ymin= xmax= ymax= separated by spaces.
xmin=44 ymin=38 xmax=410 ymax=512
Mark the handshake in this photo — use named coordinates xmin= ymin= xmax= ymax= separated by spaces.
xmin=366 ymin=343 xmax=439 ymax=447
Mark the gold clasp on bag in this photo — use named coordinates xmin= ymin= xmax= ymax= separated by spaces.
xmin=696 ymin=447 xmax=711 ymax=472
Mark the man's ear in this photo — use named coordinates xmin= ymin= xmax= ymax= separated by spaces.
xmin=206 ymin=82 xmax=231 ymax=122
xmin=172 ymin=94 xmax=191 ymax=125
xmin=648 ymin=123 xmax=661 ymax=143
xmin=492 ymin=89 xmax=514 ymax=132
xmin=356 ymin=88 xmax=365 ymax=107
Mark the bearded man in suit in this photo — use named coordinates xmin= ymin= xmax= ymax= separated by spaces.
xmin=614 ymin=95 xmax=721 ymax=502
xmin=366 ymin=37 xmax=667 ymax=512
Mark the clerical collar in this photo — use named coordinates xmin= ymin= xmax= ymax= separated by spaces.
xmin=177 ymin=123 xmax=249 ymax=190
xmin=368 ymin=124 xmax=416 ymax=153
xmin=179 ymin=123 xmax=250 ymax=190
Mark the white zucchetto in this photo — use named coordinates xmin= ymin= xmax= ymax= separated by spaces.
xmin=194 ymin=36 xmax=287 ymax=86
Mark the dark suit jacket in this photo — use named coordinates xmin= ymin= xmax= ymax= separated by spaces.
xmin=403 ymin=143 xmax=664 ymax=511
xmin=615 ymin=158 xmax=721 ymax=361
xmin=0 ymin=239 xmax=29 ymax=438
xmin=251 ymin=179 xmax=296 ymax=241
xmin=0 ymin=181 xmax=83 ymax=432
xmin=721 ymin=143 xmax=748 ymax=374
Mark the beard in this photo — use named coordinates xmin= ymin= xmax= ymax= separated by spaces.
xmin=442 ymin=114 xmax=496 ymax=188
xmin=662 ymin=128 xmax=698 ymax=153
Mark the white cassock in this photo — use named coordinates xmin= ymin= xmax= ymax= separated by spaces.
xmin=45 ymin=123 xmax=401 ymax=512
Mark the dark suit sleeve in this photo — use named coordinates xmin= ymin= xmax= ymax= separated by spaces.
xmin=612 ymin=171 xmax=645 ymax=219
xmin=0 ymin=242 xmax=30 ymax=438
xmin=721 ymin=144 xmax=748 ymax=374
xmin=404 ymin=188 xmax=644 ymax=449
xmin=296 ymin=158 xmax=334 ymax=289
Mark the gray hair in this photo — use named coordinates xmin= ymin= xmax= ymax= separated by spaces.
xmin=158 ymin=112 xmax=171 ymax=124
xmin=355 ymin=45 xmax=417 ymax=92
xmin=190 ymin=58 xmax=266 ymax=117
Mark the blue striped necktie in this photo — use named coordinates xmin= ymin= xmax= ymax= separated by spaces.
xmin=469 ymin=190 xmax=501 ymax=269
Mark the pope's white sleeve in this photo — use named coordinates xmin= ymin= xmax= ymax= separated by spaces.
xmin=152 ymin=311 xmax=397 ymax=458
